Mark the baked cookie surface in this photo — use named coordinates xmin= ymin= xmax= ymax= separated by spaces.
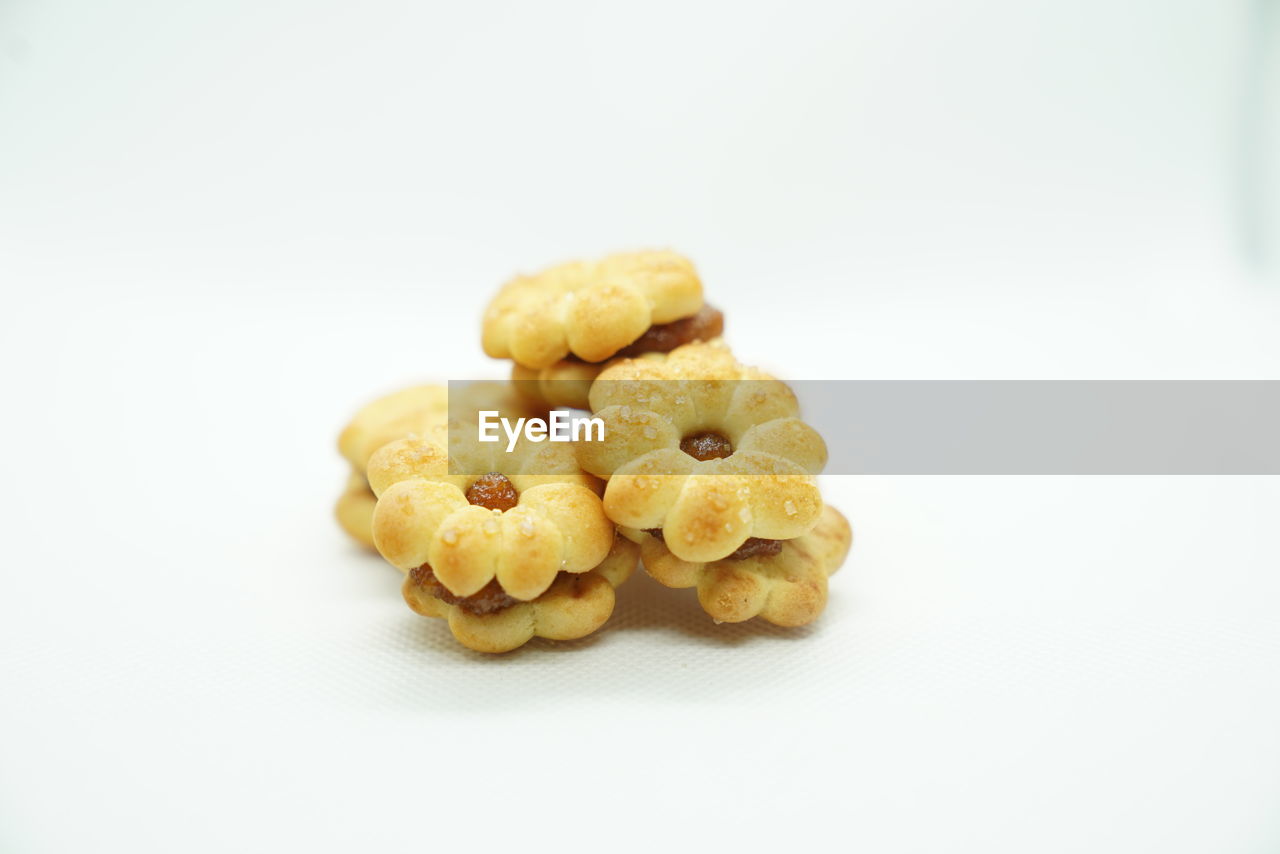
xmin=577 ymin=342 xmax=828 ymax=562
xmin=367 ymin=411 xmax=613 ymax=600
xmin=640 ymin=504 xmax=851 ymax=626
xmin=335 ymin=471 xmax=378 ymax=548
xmin=404 ymin=532 xmax=638 ymax=653
xmin=510 ymin=324 xmax=727 ymax=411
xmin=482 ymin=249 xmax=705 ymax=369
xmin=338 ymin=384 xmax=450 ymax=472
xmin=335 ymin=384 xmax=449 ymax=549
xmin=335 ymin=382 xmax=547 ymax=549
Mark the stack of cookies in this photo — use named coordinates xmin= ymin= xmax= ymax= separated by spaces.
xmin=336 ymin=250 xmax=852 ymax=653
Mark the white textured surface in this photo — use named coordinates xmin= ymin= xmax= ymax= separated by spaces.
xmin=3 ymin=290 xmax=1279 ymax=854
xmin=3 ymin=2 xmax=1280 ymax=852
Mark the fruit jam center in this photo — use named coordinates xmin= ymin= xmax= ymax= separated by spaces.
xmin=465 ymin=472 xmax=519 ymax=512
xmin=680 ymin=431 xmax=733 ymax=461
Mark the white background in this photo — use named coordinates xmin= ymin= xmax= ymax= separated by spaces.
xmin=3 ymin=2 xmax=1279 ymax=852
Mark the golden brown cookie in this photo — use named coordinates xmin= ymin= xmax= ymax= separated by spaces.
xmin=510 ymin=327 xmax=728 ymax=411
xmin=576 ymin=341 xmax=828 ymax=563
xmin=338 ymin=384 xmax=450 ymax=472
xmin=640 ymin=504 xmax=852 ymax=626
xmin=335 ymin=471 xmax=378 ymax=548
xmin=335 ymin=385 xmax=449 ymax=549
xmin=335 ymin=382 xmax=547 ymax=549
xmin=450 ymin=379 xmax=549 ymax=424
xmin=368 ymin=414 xmax=613 ymax=600
xmin=510 ymin=359 xmax=604 ymax=411
xmin=404 ymin=532 xmax=639 ymax=653
xmin=482 ymin=250 xmax=706 ymax=369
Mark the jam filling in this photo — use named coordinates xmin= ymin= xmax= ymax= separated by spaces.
xmin=409 ymin=564 xmax=520 ymax=615
xmin=567 ymin=304 xmax=724 ymax=364
xmin=613 ymin=304 xmax=724 ymax=360
xmin=465 ymin=472 xmax=519 ymax=512
xmin=644 ymin=528 xmax=782 ymax=560
xmin=680 ymin=431 xmax=733 ymax=461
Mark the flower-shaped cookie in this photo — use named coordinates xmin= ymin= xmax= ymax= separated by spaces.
xmin=338 ymin=384 xmax=449 ymax=473
xmin=368 ymin=421 xmax=613 ymax=601
xmin=577 ymin=342 xmax=828 ymax=562
xmin=335 ymin=471 xmax=378 ymax=548
xmin=482 ymin=249 xmax=707 ymax=369
xmin=403 ymin=532 xmax=639 ymax=653
xmin=335 ymin=384 xmax=449 ymax=548
xmin=335 ymin=382 xmax=546 ymax=548
xmin=641 ymin=505 xmax=852 ymax=626
xmin=510 ymin=359 xmax=607 ymax=411
xmin=509 ymin=322 xmax=726 ymax=411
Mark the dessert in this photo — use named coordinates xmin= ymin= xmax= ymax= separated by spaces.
xmin=335 ymin=471 xmax=379 ymax=549
xmin=403 ymin=532 xmax=638 ymax=652
xmin=576 ymin=341 xmax=828 ymax=562
xmin=367 ymin=420 xmax=613 ymax=599
xmin=482 ymin=249 xmax=705 ymax=368
xmin=334 ymin=384 xmax=449 ymax=548
xmin=337 ymin=248 xmax=856 ymax=653
xmin=335 ymin=382 xmax=544 ymax=548
xmin=485 ymin=250 xmax=723 ymax=409
xmin=640 ymin=505 xmax=851 ymax=626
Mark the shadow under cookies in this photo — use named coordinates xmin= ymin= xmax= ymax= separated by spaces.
xmin=605 ymin=570 xmax=823 ymax=647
